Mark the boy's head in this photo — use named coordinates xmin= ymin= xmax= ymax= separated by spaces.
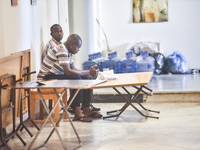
xmin=50 ymin=24 xmax=63 ymax=43
xmin=64 ymin=34 xmax=82 ymax=54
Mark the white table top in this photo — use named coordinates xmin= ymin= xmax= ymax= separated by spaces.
xmin=12 ymin=72 xmax=153 ymax=90
xmin=94 ymin=72 xmax=153 ymax=89
xmin=12 ymin=79 xmax=106 ymax=89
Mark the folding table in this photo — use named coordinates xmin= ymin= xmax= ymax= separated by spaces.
xmin=93 ymin=72 xmax=160 ymax=119
xmin=12 ymin=79 xmax=106 ymax=150
xmin=11 ymin=72 xmax=159 ymax=149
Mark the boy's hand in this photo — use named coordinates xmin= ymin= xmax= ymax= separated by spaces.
xmin=89 ymin=65 xmax=99 ymax=76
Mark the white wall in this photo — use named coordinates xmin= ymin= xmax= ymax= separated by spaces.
xmin=0 ymin=0 xmax=69 ymax=75
xmin=70 ymin=0 xmax=200 ymax=69
xmin=98 ymin=0 xmax=200 ymax=69
xmin=68 ymin=0 xmax=98 ymax=69
xmin=1 ymin=0 xmax=200 ymax=72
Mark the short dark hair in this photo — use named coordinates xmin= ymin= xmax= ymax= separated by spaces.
xmin=50 ymin=24 xmax=61 ymax=33
xmin=67 ymin=34 xmax=82 ymax=45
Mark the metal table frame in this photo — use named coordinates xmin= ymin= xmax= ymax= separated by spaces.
xmin=11 ymin=72 xmax=159 ymax=149
xmin=28 ymin=88 xmax=81 ymax=150
xmin=93 ymin=72 xmax=159 ymax=120
xmin=12 ymin=79 xmax=105 ymax=150
xmin=104 ymin=85 xmax=159 ymax=119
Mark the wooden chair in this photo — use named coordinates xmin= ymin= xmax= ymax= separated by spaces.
xmin=0 ymin=74 xmax=26 ymax=149
xmin=30 ymin=89 xmax=60 ymax=126
xmin=15 ymin=67 xmax=40 ymax=137
xmin=30 ymin=88 xmax=68 ymax=127
xmin=20 ymin=66 xmax=68 ymax=127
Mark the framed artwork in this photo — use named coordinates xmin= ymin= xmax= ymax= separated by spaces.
xmin=11 ymin=0 xmax=18 ymax=6
xmin=133 ymin=0 xmax=168 ymax=23
xmin=31 ymin=0 xmax=37 ymax=5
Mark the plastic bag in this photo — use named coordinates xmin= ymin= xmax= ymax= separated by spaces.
xmin=163 ymin=51 xmax=189 ymax=74
xmin=128 ymin=41 xmax=161 ymax=55
xmin=151 ymin=52 xmax=165 ymax=75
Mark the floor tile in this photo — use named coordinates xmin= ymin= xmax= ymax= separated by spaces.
xmin=3 ymin=103 xmax=200 ymax=150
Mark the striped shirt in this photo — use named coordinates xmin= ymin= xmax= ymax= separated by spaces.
xmin=37 ymin=44 xmax=73 ymax=80
xmin=43 ymin=38 xmax=62 ymax=58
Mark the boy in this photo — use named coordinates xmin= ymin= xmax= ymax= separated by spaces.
xmin=38 ymin=34 xmax=102 ymax=122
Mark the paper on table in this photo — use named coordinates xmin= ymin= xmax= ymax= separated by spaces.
xmin=97 ymin=70 xmax=117 ymax=80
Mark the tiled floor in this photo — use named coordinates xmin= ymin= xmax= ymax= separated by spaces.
xmin=3 ymin=103 xmax=200 ymax=150
xmin=147 ymin=73 xmax=200 ymax=92
xmin=2 ymin=74 xmax=200 ymax=150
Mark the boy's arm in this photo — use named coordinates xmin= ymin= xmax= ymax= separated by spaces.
xmin=61 ymin=63 xmax=97 ymax=77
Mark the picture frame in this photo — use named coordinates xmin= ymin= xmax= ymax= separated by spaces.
xmin=31 ymin=0 xmax=37 ymax=5
xmin=133 ymin=0 xmax=168 ymax=23
xmin=11 ymin=0 xmax=18 ymax=6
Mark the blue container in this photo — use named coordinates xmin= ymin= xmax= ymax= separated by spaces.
xmin=82 ymin=52 xmax=105 ymax=71
xmin=94 ymin=52 xmax=105 ymax=64
xmin=121 ymin=51 xmax=137 ymax=73
xmin=93 ymin=52 xmax=105 ymax=71
xmin=136 ymin=50 xmax=155 ymax=75
xmin=82 ymin=54 xmax=98 ymax=70
xmin=100 ymin=51 xmax=123 ymax=73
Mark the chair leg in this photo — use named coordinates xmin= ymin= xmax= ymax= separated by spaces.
xmin=63 ymin=91 xmax=68 ymax=119
xmin=30 ymin=94 xmax=36 ymax=127
xmin=39 ymin=101 xmax=44 ymax=120
xmin=54 ymin=96 xmax=60 ymax=127
xmin=49 ymin=100 xmax=53 ymax=110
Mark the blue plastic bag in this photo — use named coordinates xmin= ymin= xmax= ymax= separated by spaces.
xmin=164 ymin=51 xmax=189 ymax=74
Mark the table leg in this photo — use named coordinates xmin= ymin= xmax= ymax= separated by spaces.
xmin=103 ymin=86 xmax=142 ymax=119
xmin=44 ymin=89 xmax=82 ymax=150
xmin=133 ymin=85 xmax=153 ymax=96
xmin=28 ymin=88 xmax=81 ymax=150
xmin=127 ymin=86 xmax=160 ymax=114
xmin=27 ymin=88 xmax=66 ymax=150
xmin=103 ymin=86 xmax=159 ymax=119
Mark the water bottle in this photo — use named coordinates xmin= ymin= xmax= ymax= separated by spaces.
xmin=121 ymin=51 xmax=137 ymax=73
xmin=101 ymin=51 xmax=122 ymax=73
xmin=82 ymin=54 xmax=98 ymax=70
xmin=136 ymin=50 xmax=155 ymax=76
xmin=93 ymin=52 xmax=105 ymax=72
